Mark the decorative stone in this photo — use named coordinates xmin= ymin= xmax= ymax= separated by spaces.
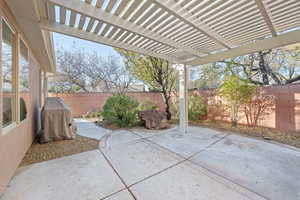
xmin=138 ymin=110 xmax=170 ymax=130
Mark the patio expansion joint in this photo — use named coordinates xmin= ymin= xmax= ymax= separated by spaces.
xmin=136 ymin=132 xmax=269 ymax=200
xmin=98 ymin=149 xmax=138 ymax=200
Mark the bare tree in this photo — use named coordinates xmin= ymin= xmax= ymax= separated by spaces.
xmin=117 ymin=49 xmax=177 ymax=120
xmin=219 ymin=44 xmax=300 ymax=86
xmin=53 ymin=47 xmax=135 ymax=93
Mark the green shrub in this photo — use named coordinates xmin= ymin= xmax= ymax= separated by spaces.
xmin=84 ymin=109 xmax=102 ymax=119
xmin=170 ymin=93 xmax=207 ymax=121
xmin=218 ymin=75 xmax=257 ymax=127
xmin=188 ymin=94 xmax=207 ymax=121
xmin=139 ymin=101 xmax=158 ymax=111
xmin=101 ymin=94 xmax=140 ymax=127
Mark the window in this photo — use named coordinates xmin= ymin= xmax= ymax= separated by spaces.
xmin=2 ymin=20 xmax=16 ymax=128
xmin=19 ymin=39 xmax=29 ymax=121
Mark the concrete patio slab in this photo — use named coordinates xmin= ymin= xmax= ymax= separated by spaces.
xmin=2 ymin=120 xmax=299 ymax=200
xmin=130 ymin=125 xmax=179 ymax=138
xmin=148 ymin=128 xmax=227 ymax=158
xmin=1 ymin=150 xmax=125 ymax=200
xmin=187 ymin=126 xmax=227 ymax=138
xmin=103 ymin=189 xmax=134 ymax=200
xmin=190 ymin=134 xmax=300 ymax=200
xmin=101 ymin=139 xmax=184 ymax=186
xmin=130 ymin=161 xmax=265 ymax=200
xmin=75 ymin=119 xmax=110 ymax=140
xmin=99 ymin=130 xmax=142 ymax=149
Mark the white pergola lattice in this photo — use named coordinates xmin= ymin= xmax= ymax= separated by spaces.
xmin=40 ymin=0 xmax=300 ymax=66
xmin=37 ymin=0 xmax=300 ymax=133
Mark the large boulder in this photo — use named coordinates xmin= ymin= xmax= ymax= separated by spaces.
xmin=138 ymin=110 xmax=170 ymax=130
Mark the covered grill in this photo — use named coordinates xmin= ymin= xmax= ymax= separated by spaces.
xmin=42 ymin=97 xmax=76 ymax=142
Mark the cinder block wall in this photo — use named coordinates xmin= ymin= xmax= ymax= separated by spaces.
xmin=198 ymin=84 xmax=300 ymax=132
xmin=50 ymin=84 xmax=300 ymax=132
xmin=49 ymin=92 xmax=166 ymax=117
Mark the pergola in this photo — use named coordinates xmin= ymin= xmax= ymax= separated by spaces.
xmin=35 ymin=0 xmax=300 ymax=133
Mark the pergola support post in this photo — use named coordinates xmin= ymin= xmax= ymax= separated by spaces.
xmin=178 ymin=64 xmax=189 ymax=134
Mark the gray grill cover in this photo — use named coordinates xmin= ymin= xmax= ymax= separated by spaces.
xmin=42 ymin=97 xmax=76 ymax=142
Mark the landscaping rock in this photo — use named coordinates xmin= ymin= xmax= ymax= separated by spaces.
xmin=138 ymin=110 xmax=170 ymax=130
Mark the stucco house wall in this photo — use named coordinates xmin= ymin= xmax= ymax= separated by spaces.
xmin=0 ymin=1 xmax=42 ymax=195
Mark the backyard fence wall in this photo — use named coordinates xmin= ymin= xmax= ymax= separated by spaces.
xmin=50 ymin=84 xmax=300 ymax=132
xmin=196 ymin=84 xmax=300 ymax=132
xmin=49 ymin=92 xmax=166 ymax=117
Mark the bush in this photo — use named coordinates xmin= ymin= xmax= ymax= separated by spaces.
xmin=83 ymin=109 xmax=102 ymax=119
xmin=170 ymin=92 xmax=207 ymax=121
xmin=218 ymin=75 xmax=257 ymax=127
xmin=139 ymin=101 xmax=158 ymax=111
xmin=101 ymin=94 xmax=140 ymax=127
xmin=188 ymin=94 xmax=207 ymax=121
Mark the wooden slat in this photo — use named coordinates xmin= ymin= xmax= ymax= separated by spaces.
xmin=60 ymin=7 xmax=66 ymax=24
xmin=148 ymin=12 xmax=170 ymax=31
xmin=136 ymin=4 xmax=159 ymax=25
xmin=119 ymin=31 xmax=131 ymax=42
xmin=113 ymin=29 xmax=125 ymax=40
xmin=40 ymin=20 xmax=180 ymax=63
xmin=187 ymin=29 xmax=300 ymax=66
xmin=210 ymin=2 xmax=256 ymax=29
xmin=107 ymin=26 xmax=118 ymax=38
xmin=86 ymin=18 xmax=96 ymax=32
xmin=136 ymin=38 xmax=150 ymax=47
xmin=47 ymin=2 xmax=55 ymax=21
xmin=50 ymin=0 xmax=205 ymax=56
xmin=106 ymin=0 xmax=117 ymax=13
xmin=114 ymin=0 xmax=130 ymax=16
xmin=78 ymin=15 xmax=87 ymax=30
xmin=129 ymin=35 xmax=141 ymax=45
xmin=96 ymin=0 xmax=105 ymax=8
xmin=143 ymin=9 xmax=165 ymax=29
xmin=93 ymin=21 xmax=103 ymax=34
xmin=122 ymin=0 xmax=141 ymax=19
xmin=130 ymin=1 xmax=152 ymax=22
xmin=100 ymin=24 xmax=112 ymax=36
xmin=124 ymin=33 xmax=136 ymax=43
xmin=69 ymin=10 xmax=77 ymax=27
xmin=255 ymin=0 xmax=277 ymax=36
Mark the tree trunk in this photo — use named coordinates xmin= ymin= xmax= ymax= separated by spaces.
xmin=162 ymin=91 xmax=172 ymax=120
xmin=258 ymin=52 xmax=270 ymax=85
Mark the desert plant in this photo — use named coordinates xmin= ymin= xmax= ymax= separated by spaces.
xmin=188 ymin=93 xmax=207 ymax=121
xmin=170 ymin=92 xmax=208 ymax=121
xmin=101 ymin=94 xmax=140 ymax=127
xmin=218 ymin=75 xmax=257 ymax=127
xmin=139 ymin=101 xmax=158 ymax=111
xmin=243 ymin=89 xmax=275 ymax=127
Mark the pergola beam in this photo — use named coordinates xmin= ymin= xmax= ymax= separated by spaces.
xmin=48 ymin=0 xmax=205 ymax=58
xmin=39 ymin=20 xmax=180 ymax=63
xmin=187 ymin=29 xmax=300 ymax=66
xmin=255 ymin=0 xmax=277 ymax=36
xmin=151 ymin=0 xmax=236 ymax=49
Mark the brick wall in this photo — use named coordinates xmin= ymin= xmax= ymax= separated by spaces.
xmin=49 ymin=92 xmax=166 ymax=117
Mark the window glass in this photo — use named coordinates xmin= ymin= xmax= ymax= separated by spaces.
xmin=19 ymin=39 xmax=29 ymax=121
xmin=2 ymin=21 xmax=16 ymax=127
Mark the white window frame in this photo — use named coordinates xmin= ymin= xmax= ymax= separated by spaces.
xmin=1 ymin=16 xmax=18 ymax=134
xmin=18 ymin=35 xmax=30 ymax=124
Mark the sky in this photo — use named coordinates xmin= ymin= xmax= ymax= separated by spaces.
xmin=53 ymin=32 xmax=121 ymax=58
xmin=53 ymin=32 xmax=199 ymax=80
